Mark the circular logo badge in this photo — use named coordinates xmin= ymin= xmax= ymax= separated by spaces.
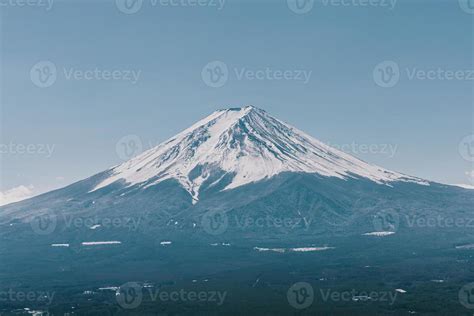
xmin=287 ymin=282 xmax=314 ymax=309
xmin=30 ymin=61 xmax=57 ymax=88
xmin=459 ymin=282 xmax=474 ymax=309
xmin=116 ymin=0 xmax=143 ymax=14
xmin=373 ymin=61 xmax=400 ymax=88
xmin=287 ymin=0 xmax=315 ymax=14
xmin=30 ymin=214 xmax=57 ymax=235
xmin=459 ymin=134 xmax=474 ymax=162
xmin=373 ymin=209 xmax=399 ymax=232
xmin=459 ymin=0 xmax=474 ymax=14
xmin=116 ymin=282 xmax=143 ymax=309
xmin=201 ymin=61 xmax=228 ymax=88
xmin=201 ymin=210 xmax=229 ymax=235
xmin=116 ymin=135 xmax=143 ymax=161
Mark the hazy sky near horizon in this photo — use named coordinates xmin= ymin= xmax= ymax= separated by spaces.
xmin=0 ymin=0 xmax=473 ymax=202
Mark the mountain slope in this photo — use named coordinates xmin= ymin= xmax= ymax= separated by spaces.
xmin=3 ymin=105 xmax=469 ymax=238
xmin=92 ymin=106 xmax=427 ymax=203
xmin=1 ymin=106 xmax=474 ymax=316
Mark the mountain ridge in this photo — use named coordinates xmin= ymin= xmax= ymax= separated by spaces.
xmin=91 ymin=105 xmax=427 ymax=203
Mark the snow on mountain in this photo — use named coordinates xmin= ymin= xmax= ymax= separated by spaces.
xmin=0 ymin=185 xmax=35 ymax=206
xmin=451 ymin=184 xmax=474 ymax=190
xmin=92 ymin=106 xmax=428 ymax=203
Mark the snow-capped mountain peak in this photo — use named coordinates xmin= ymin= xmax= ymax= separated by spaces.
xmin=93 ymin=106 xmax=427 ymax=202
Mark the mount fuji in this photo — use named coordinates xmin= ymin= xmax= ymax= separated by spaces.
xmin=0 ymin=106 xmax=469 ymax=239
xmin=93 ymin=105 xmax=427 ymax=203
xmin=1 ymin=106 xmax=474 ymax=315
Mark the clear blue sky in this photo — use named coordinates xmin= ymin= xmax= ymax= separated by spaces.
xmin=1 ymin=0 xmax=473 ymax=200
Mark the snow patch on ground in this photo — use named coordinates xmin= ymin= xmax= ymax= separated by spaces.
xmin=431 ymin=279 xmax=445 ymax=283
xmin=290 ymin=246 xmax=334 ymax=252
xmin=98 ymin=287 xmax=119 ymax=291
xmin=363 ymin=231 xmax=395 ymax=237
xmin=456 ymin=244 xmax=474 ymax=249
xmin=254 ymin=246 xmax=334 ymax=253
xmin=451 ymin=183 xmax=474 ymax=189
xmin=51 ymin=243 xmax=70 ymax=247
xmin=210 ymin=242 xmax=231 ymax=247
xmin=81 ymin=241 xmax=122 ymax=246
xmin=254 ymin=247 xmax=286 ymax=253
xmin=0 ymin=185 xmax=35 ymax=206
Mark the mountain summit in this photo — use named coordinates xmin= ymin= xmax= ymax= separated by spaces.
xmin=93 ymin=106 xmax=426 ymax=203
